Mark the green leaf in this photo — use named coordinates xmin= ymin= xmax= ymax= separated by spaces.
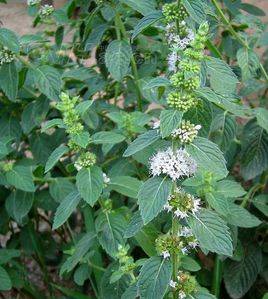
xmin=214 ymin=180 xmax=246 ymax=198
xmin=22 ymin=97 xmax=50 ymax=134
xmin=60 ymin=232 xmax=95 ymax=275
xmin=109 ymin=176 xmax=142 ymax=198
xmin=236 ymin=47 xmax=259 ymax=81
xmin=123 ymin=130 xmax=160 ymax=157
xmin=52 ymin=191 xmax=81 ymax=229
xmin=132 ymin=11 xmax=163 ymax=40
xmin=0 ymin=116 xmax=21 ymax=140
xmin=5 ymin=190 xmax=34 ymax=224
xmin=206 ymin=57 xmax=238 ymax=94
xmin=0 ymin=28 xmax=20 ymax=53
xmin=254 ymin=107 xmax=268 ymax=132
xmin=240 ymin=120 xmax=268 ymax=180
xmin=182 ymin=0 xmax=206 ymax=24
xmin=188 ymin=209 xmax=233 ymax=256
xmin=30 ymin=65 xmax=62 ymax=100
xmin=105 ymin=40 xmax=132 ymax=81
xmin=252 ymin=194 xmax=268 ymax=217
xmin=45 ymin=145 xmax=69 ymax=173
xmin=6 ymin=166 xmax=35 ymax=192
xmin=224 ymin=246 xmax=262 ymax=299
xmin=206 ymin=194 xmax=261 ymax=228
xmin=41 ymin=118 xmax=65 ymax=132
xmin=95 ymin=210 xmax=127 ymax=257
xmin=91 ymin=131 xmax=126 ymax=144
xmin=49 ymin=178 xmax=76 ymax=203
xmin=240 ymin=3 xmax=266 ymax=16
xmin=0 ymin=61 xmax=18 ymax=101
xmin=72 ymin=131 xmax=90 ymax=149
xmin=84 ymin=24 xmax=108 ymax=51
xmin=181 ymin=256 xmax=201 ymax=272
xmin=76 ymin=166 xmax=104 ymax=207
xmin=142 ymin=77 xmax=170 ymax=90
xmin=120 ymin=0 xmax=156 ymax=16
xmin=138 ymin=176 xmax=173 ymax=224
xmin=0 ymin=249 xmax=20 ymax=265
xmin=53 ymin=284 xmax=93 ymax=299
xmin=186 ymin=137 xmax=228 ymax=179
xmin=124 ymin=211 xmax=144 ymax=238
xmin=160 ymin=109 xmax=183 ymax=138
xmin=0 ymin=266 xmax=12 ymax=291
xmin=137 ymin=257 xmax=172 ymax=299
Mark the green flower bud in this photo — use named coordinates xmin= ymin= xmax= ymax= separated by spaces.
xmin=74 ymin=152 xmax=96 ymax=170
xmin=167 ymin=91 xmax=198 ymax=111
xmin=180 ymin=59 xmax=200 ymax=73
xmin=184 ymin=48 xmax=204 ymax=61
xmin=170 ymin=271 xmax=198 ymax=298
xmin=171 ymin=120 xmax=201 ymax=144
xmin=163 ymin=3 xmax=188 ymax=23
xmin=0 ymin=160 xmax=15 ymax=172
xmin=39 ymin=4 xmax=54 ymax=18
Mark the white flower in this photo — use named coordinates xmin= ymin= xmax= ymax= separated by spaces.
xmin=151 ymin=119 xmax=160 ymax=129
xmin=167 ymin=51 xmax=180 ymax=72
xmin=192 ymin=198 xmax=201 ymax=214
xmin=179 ymin=290 xmax=187 ymax=299
xmin=149 ymin=147 xmax=197 ymax=181
xmin=74 ymin=162 xmax=82 ymax=171
xmin=189 ymin=241 xmax=199 ymax=248
xmin=162 ymin=250 xmax=170 ymax=259
xmin=169 ymin=280 xmax=177 ymax=288
xmin=181 ymin=247 xmax=189 ymax=255
xmin=163 ymin=203 xmax=173 ymax=212
xmin=174 ymin=209 xmax=188 ymax=219
xmin=179 ymin=227 xmax=193 ymax=238
xmin=27 ymin=0 xmax=40 ymax=5
xmin=103 ymin=173 xmax=110 ymax=184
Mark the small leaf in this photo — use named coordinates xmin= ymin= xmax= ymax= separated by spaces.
xmin=236 ymin=47 xmax=259 ymax=81
xmin=254 ymin=107 xmax=268 ymax=132
xmin=138 ymin=176 xmax=173 ymax=224
xmin=91 ymin=131 xmax=126 ymax=145
xmin=188 ymin=209 xmax=233 ymax=256
xmin=124 ymin=211 xmax=144 ymax=238
xmin=123 ymin=130 xmax=160 ymax=157
xmin=132 ymin=11 xmax=163 ymax=40
xmin=84 ymin=24 xmax=108 ymax=51
xmin=76 ymin=166 xmax=104 ymax=207
xmin=120 ymin=0 xmax=156 ymax=16
xmin=45 ymin=145 xmax=69 ymax=173
xmin=214 ymin=180 xmax=246 ymax=198
xmin=109 ymin=176 xmax=142 ymax=198
xmin=252 ymin=194 xmax=268 ymax=217
xmin=52 ymin=191 xmax=81 ymax=229
xmin=72 ymin=131 xmax=91 ymax=149
xmin=105 ymin=40 xmax=132 ymax=81
xmin=0 ymin=62 xmax=18 ymax=102
xmin=137 ymin=257 xmax=172 ymax=299
xmin=182 ymin=0 xmax=206 ymax=24
xmin=160 ymin=109 xmax=183 ymax=138
xmin=0 ymin=28 xmax=20 ymax=53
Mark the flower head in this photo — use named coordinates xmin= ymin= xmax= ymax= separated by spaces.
xmin=149 ymin=147 xmax=197 ymax=181
xmin=171 ymin=120 xmax=201 ymax=144
xmin=0 ymin=47 xmax=15 ymax=65
xmin=39 ymin=4 xmax=54 ymax=18
xmin=74 ymin=152 xmax=96 ymax=170
xmin=27 ymin=0 xmax=41 ymax=6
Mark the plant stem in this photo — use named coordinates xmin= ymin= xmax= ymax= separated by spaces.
xmin=211 ymin=0 xmax=268 ymax=82
xmin=171 ymin=215 xmax=179 ymax=299
xmin=212 ymin=255 xmax=222 ymax=298
xmin=115 ymin=12 xmax=143 ymax=111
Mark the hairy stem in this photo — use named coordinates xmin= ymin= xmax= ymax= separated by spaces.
xmin=212 ymin=255 xmax=223 ymax=298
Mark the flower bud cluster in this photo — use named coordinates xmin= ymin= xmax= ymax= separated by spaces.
xmin=39 ymin=5 xmax=54 ymax=18
xmin=169 ymin=271 xmax=198 ymax=299
xmin=74 ymin=152 xmax=96 ymax=171
xmin=0 ymin=47 xmax=15 ymax=65
xmin=164 ymin=187 xmax=201 ymax=219
xmin=155 ymin=227 xmax=198 ymax=258
xmin=162 ymin=3 xmax=188 ymax=23
xmin=167 ymin=92 xmax=197 ymax=111
xmin=0 ymin=160 xmax=14 ymax=172
xmin=57 ymin=92 xmax=84 ymax=136
xmin=116 ymin=244 xmax=136 ymax=275
xmin=171 ymin=120 xmax=201 ymax=144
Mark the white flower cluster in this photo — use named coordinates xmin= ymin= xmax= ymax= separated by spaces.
xmin=103 ymin=173 xmax=110 ymax=184
xmin=179 ymin=227 xmax=199 ymax=254
xmin=150 ymin=118 xmax=160 ymax=130
xmin=0 ymin=47 xmax=15 ymax=65
xmin=166 ymin=22 xmax=195 ymax=72
xmin=171 ymin=123 xmax=202 ymax=144
xmin=27 ymin=0 xmax=40 ymax=6
xmin=149 ymin=147 xmax=197 ymax=181
xmin=39 ymin=4 xmax=54 ymax=18
xmin=161 ymin=250 xmax=170 ymax=259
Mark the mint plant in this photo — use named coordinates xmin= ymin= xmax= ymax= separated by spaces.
xmin=0 ymin=0 xmax=267 ymax=298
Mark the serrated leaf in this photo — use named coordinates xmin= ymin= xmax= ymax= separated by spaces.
xmin=160 ymin=109 xmax=183 ymax=138
xmin=49 ymin=178 xmax=76 ymax=203
xmin=132 ymin=11 xmax=163 ymax=40
xmin=206 ymin=57 xmax=238 ymax=94
xmin=95 ymin=210 xmax=127 ymax=257
xmin=109 ymin=176 xmax=142 ymax=198
xmin=0 ymin=266 xmax=12 ymax=291
xmin=206 ymin=194 xmax=261 ymax=228
xmin=186 ymin=137 xmax=228 ymax=179
xmin=240 ymin=120 xmax=268 ymax=180
xmin=120 ymin=0 xmax=156 ymax=16
xmin=5 ymin=190 xmax=34 ymax=224
xmin=181 ymin=256 xmax=201 ymax=272
xmin=137 ymin=257 xmax=172 ymax=299
xmin=252 ymin=194 xmax=268 ymax=217
xmin=76 ymin=166 xmax=103 ymax=207
xmin=84 ymin=24 xmax=108 ymax=51
xmin=224 ymin=246 xmax=262 ymax=299
xmin=91 ymin=131 xmax=126 ymax=144
xmin=30 ymin=65 xmax=62 ymax=100
xmin=188 ymin=209 xmax=233 ymax=256
xmin=254 ymin=107 xmax=268 ymax=132
xmin=138 ymin=176 xmax=173 ymax=224
xmin=124 ymin=211 xmax=144 ymax=238
xmin=52 ymin=191 xmax=81 ymax=229
xmin=41 ymin=118 xmax=65 ymax=132
xmin=0 ymin=249 xmax=20 ymax=265
xmin=214 ymin=180 xmax=246 ymax=198
xmin=237 ymin=47 xmax=259 ymax=81
xmin=182 ymin=0 xmax=206 ymax=24
xmin=45 ymin=145 xmax=69 ymax=173
xmin=6 ymin=166 xmax=35 ymax=192
xmin=123 ymin=130 xmax=160 ymax=157
xmin=105 ymin=40 xmax=132 ymax=81
xmin=72 ymin=131 xmax=90 ymax=149
xmin=142 ymin=77 xmax=170 ymax=90
xmin=60 ymin=232 xmax=95 ymax=275
xmin=0 ymin=62 xmax=18 ymax=102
